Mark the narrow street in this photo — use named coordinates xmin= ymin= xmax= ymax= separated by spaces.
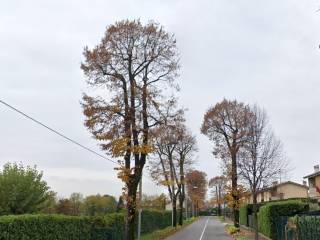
xmin=165 ymin=216 xmax=232 ymax=240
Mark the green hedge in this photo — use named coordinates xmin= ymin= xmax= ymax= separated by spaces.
xmin=0 ymin=210 xmax=172 ymax=239
xmin=289 ymin=216 xmax=320 ymax=240
xmin=258 ymin=200 xmax=308 ymax=239
xmin=138 ymin=210 xmax=171 ymax=234
xmin=0 ymin=214 xmax=123 ymax=240
xmin=239 ymin=205 xmax=248 ymax=226
xmin=239 ymin=203 xmax=264 ymax=227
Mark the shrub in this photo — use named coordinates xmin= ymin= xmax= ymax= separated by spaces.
xmin=0 ymin=210 xmax=172 ymax=239
xmin=258 ymin=200 xmax=308 ymax=239
xmin=239 ymin=203 xmax=264 ymax=227
xmin=239 ymin=205 xmax=248 ymax=226
xmin=218 ymin=215 xmax=225 ymax=222
xmin=226 ymin=224 xmax=239 ymax=235
xmin=199 ymin=210 xmax=211 ymax=216
xmin=0 ymin=163 xmax=51 ymax=215
xmin=295 ymin=216 xmax=320 ymax=240
xmin=138 ymin=210 xmax=171 ymax=234
xmin=0 ymin=214 xmax=121 ymax=240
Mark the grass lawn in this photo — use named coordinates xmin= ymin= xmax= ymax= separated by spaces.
xmin=141 ymin=217 xmax=198 ymax=240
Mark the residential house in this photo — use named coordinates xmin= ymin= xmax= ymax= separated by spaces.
xmin=304 ymin=165 xmax=320 ymax=200
xmin=243 ymin=181 xmax=309 ymax=204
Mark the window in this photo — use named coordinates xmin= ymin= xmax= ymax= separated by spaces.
xmin=279 ymin=193 xmax=284 ymax=200
xmin=309 ymin=178 xmax=315 ymax=188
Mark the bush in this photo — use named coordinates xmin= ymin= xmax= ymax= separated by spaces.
xmin=0 ymin=210 xmax=172 ymax=239
xmin=226 ymin=224 xmax=239 ymax=235
xmin=258 ymin=200 xmax=308 ymax=239
xmin=294 ymin=216 xmax=320 ymax=240
xmin=0 ymin=214 xmax=122 ymax=240
xmin=138 ymin=210 xmax=171 ymax=234
xmin=239 ymin=205 xmax=248 ymax=226
xmin=218 ymin=215 xmax=225 ymax=222
xmin=239 ymin=203 xmax=264 ymax=227
xmin=199 ymin=210 xmax=211 ymax=216
xmin=0 ymin=163 xmax=51 ymax=215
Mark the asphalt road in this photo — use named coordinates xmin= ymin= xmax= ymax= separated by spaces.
xmin=165 ymin=216 xmax=232 ymax=240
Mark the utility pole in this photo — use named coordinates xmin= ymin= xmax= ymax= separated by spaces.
xmin=172 ymin=207 xmax=173 ymax=227
xmin=137 ymin=173 xmax=142 ymax=240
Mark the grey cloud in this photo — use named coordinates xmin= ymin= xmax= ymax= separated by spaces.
xmin=1 ymin=0 xmax=320 ymax=197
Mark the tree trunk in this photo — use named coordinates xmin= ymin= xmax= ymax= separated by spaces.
xmin=253 ymin=192 xmax=259 ymax=240
xmin=125 ymin=162 xmax=145 ymax=240
xmin=178 ymin=191 xmax=184 ymax=225
xmin=172 ymin=196 xmax=177 ymax=227
xmin=126 ymin=183 xmax=138 ymax=240
xmin=196 ymin=201 xmax=199 ymax=216
xmin=178 ymin=160 xmax=185 ymax=226
xmin=231 ymin=154 xmax=239 ymax=227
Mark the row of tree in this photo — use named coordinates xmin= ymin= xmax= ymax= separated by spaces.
xmin=2 ymin=17 xmax=286 ymax=240
xmin=43 ymin=193 xmax=118 ymax=216
xmin=80 ymin=19 xmax=201 ymax=240
xmin=79 ymin=19 xmax=285 ymax=240
xmin=149 ymin=118 xmax=206 ymax=226
xmin=81 ymin=19 xmax=179 ymax=240
xmin=0 ymin=162 xmax=174 ymax=217
xmin=0 ymin=162 xmax=122 ymax=216
xmin=46 ymin=193 xmax=172 ymax=216
xmin=203 ymin=100 xmax=286 ymax=240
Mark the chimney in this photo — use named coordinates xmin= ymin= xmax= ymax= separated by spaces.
xmin=272 ymin=181 xmax=278 ymax=186
xmin=303 ymin=180 xmax=307 ymax=186
xmin=314 ymin=165 xmax=319 ymax=172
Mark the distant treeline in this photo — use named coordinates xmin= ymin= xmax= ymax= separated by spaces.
xmin=0 ymin=162 xmax=167 ymax=216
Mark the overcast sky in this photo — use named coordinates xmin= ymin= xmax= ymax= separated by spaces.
xmin=1 ymin=0 xmax=320 ymax=198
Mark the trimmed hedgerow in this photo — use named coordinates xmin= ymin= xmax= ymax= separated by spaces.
xmin=139 ymin=210 xmax=171 ymax=234
xmin=0 ymin=214 xmax=120 ymax=240
xmin=0 ymin=210 xmax=172 ymax=239
xmin=239 ymin=203 xmax=264 ymax=227
xmin=292 ymin=216 xmax=320 ymax=240
xmin=239 ymin=205 xmax=248 ymax=226
xmin=258 ymin=200 xmax=308 ymax=239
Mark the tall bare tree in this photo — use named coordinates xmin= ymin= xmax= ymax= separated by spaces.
xmin=81 ymin=20 xmax=179 ymax=240
xmin=238 ymin=105 xmax=285 ymax=240
xmin=209 ymin=176 xmax=227 ymax=216
xmin=201 ymin=99 xmax=252 ymax=227
xmin=150 ymin=124 xmax=181 ymax=227
xmin=149 ymin=118 xmax=196 ymax=227
xmin=186 ymin=170 xmax=207 ymax=217
xmin=175 ymin=126 xmax=197 ymax=225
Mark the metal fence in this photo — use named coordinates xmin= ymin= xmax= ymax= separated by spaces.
xmin=297 ymin=216 xmax=320 ymax=240
xmin=285 ymin=216 xmax=320 ymax=240
xmin=276 ymin=216 xmax=290 ymax=240
xmin=243 ymin=212 xmax=320 ymax=239
xmin=248 ymin=215 xmax=254 ymax=228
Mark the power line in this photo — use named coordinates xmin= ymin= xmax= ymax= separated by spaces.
xmin=0 ymin=99 xmax=119 ymax=165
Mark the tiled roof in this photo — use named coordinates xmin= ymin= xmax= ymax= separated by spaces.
xmin=257 ymin=181 xmax=308 ymax=194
